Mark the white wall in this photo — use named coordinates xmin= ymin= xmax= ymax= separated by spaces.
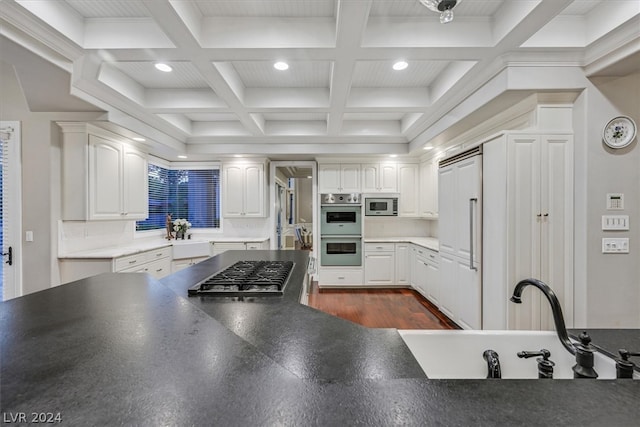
xmin=576 ymin=72 xmax=640 ymax=327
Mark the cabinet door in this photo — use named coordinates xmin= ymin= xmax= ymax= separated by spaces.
xmin=437 ymin=252 xmax=457 ymax=321
xmin=340 ymin=164 xmax=361 ymax=193
xmin=415 ymin=257 xmax=429 ymax=298
xmin=539 ymin=135 xmax=573 ymax=330
xmin=379 ymin=163 xmax=397 ymax=192
xmin=223 ymin=165 xmax=245 ymax=217
xmin=420 ymin=159 xmax=438 ymax=217
xmin=409 ymin=245 xmax=418 ymax=288
xmin=123 ymin=147 xmax=148 ymax=219
xmin=361 ymin=163 xmax=379 ymax=193
xmin=364 ymin=252 xmax=395 ymax=286
xmin=425 ymin=260 xmax=439 ymax=306
xmin=395 ymin=243 xmax=410 ymax=285
xmin=89 ymin=135 xmax=123 ymax=219
xmin=398 ymin=164 xmax=419 ymax=216
xmin=243 ymin=164 xmax=264 ymax=216
xmin=508 ymin=135 xmax=542 ymax=330
xmin=319 ymin=164 xmax=341 ymax=193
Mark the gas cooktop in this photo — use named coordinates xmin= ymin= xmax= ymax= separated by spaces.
xmin=188 ymin=260 xmax=294 ymax=297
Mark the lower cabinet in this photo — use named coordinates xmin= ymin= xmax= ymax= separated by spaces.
xmin=439 ymin=251 xmax=480 ymax=330
xmin=212 ymin=240 xmax=269 ymax=256
xmin=171 ymin=256 xmax=210 ymax=273
xmin=364 ymin=243 xmax=395 ymax=286
xmin=395 ymin=243 xmax=411 ymax=286
xmin=318 ymin=268 xmax=363 ymax=286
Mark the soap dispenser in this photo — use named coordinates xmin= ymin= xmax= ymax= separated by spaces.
xmin=616 ymin=349 xmax=640 ymax=379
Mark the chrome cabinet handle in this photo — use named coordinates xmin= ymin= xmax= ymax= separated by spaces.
xmin=469 ymin=198 xmax=478 ymax=271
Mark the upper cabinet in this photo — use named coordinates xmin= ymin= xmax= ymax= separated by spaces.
xmin=318 ymin=163 xmax=360 ymax=193
xmin=222 ymin=162 xmax=266 ymax=217
xmin=397 ymin=163 xmax=419 ymax=217
xmin=58 ymin=123 xmax=149 ymax=221
xmin=361 ymin=163 xmax=397 ymax=193
xmin=419 ymin=157 xmax=439 ymax=218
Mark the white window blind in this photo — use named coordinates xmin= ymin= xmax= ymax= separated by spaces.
xmin=136 ymin=164 xmax=220 ymax=231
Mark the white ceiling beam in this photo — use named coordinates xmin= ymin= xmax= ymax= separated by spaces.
xmin=327 ymin=0 xmax=372 ymax=135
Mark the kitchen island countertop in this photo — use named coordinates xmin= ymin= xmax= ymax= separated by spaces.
xmin=2 ymin=250 xmax=639 ymax=426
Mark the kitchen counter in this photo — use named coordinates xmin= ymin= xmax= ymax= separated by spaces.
xmin=364 ymin=236 xmax=439 ymax=251
xmin=2 ymin=250 xmax=639 ymax=426
xmin=58 ymin=236 xmax=270 ymax=259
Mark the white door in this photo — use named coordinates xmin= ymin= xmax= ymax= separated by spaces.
xmin=453 ymin=156 xmax=481 ymax=264
xmin=223 ymin=165 xmax=244 ymax=216
xmin=1 ymin=121 xmax=22 ymax=300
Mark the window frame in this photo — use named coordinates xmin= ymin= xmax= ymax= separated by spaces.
xmin=135 ymin=158 xmax=223 ymax=238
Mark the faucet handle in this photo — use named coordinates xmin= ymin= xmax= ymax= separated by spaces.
xmin=517 ymin=349 xmax=555 ymax=379
xmin=616 ymin=349 xmax=640 ymax=379
xmin=517 ymin=349 xmax=551 ymax=360
xmin=578 ymin=331 xmax=592 ymax=347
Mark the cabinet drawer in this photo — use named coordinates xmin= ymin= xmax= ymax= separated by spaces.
xmin=145 ymin=258 xmax=171 ymax=279
xmin=320 ymin=268 xmax=363 ymax=286
xmin=364 ymin=242 xmax=395 ymax=252
xmin=145 ymin=246 xmax=171 ymax=262
xmin=114 ymin=253 xmax=147 ymax=271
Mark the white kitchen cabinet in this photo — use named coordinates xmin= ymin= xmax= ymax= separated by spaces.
xmin=483 ymin=133 xmax=573 ymax=331
xmin=211 ymin=241 xmax=269 ymax=256
xmin=409 ymin=245 xmax=418 ymax=289
xmin=58 ymin=123 xmax=149 ymax=221
xmin=361 ymin=163 xmax=397 ymax=193
xmin=318 ymin=164 xmax=360 ymax=193
xmin=223 ymin=162 xmax=265 ymax=217
xmin=59 ymin=246 xmax=171 ymax=284
xmin=394 ymin=243 xmax=410 ymax=286
xmin=439 ymin=251 xmax=481 ymax=330
xmin=397 ymin=163 xmax=419 ymax=217
xmin=424 ymin=249 xmax=440 ymax=306
xmin=318 ymin=267 xmax=363 ymax=287
xmin=419 ymin=158 xmax=439 ymax=218
xmin=414 ymin=252 xmax=429 ymax=298
xmin=364 ymin=243 xmax=395 ymax=286
xmin=171 ymin=256 xmax=209 ymax=273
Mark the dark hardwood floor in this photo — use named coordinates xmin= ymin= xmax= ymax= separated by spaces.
xmin=307 ymin=282 xmax=458 ymax=330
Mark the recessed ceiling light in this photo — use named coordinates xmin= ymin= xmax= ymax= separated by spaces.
xmin=234 ymin=154 xmax=243 ymax=158
xmin=273 ymin=61 xmax=289 ymax=71
xmin=392 ymin=61 xmax=408 ymax=71
xmin=306 ymin=175 xmax=312 ymax=179
xmin=154 ymin=63 xmax=172 ymax=72
xmin=423 ymin=145 xmax=434 ymax=150
xmin=390 ymin=154 xmax=398 ymax=158
xmin=132 ymin=137 xmax=146 ymax=142
xmin=177 ymin=155 xmax=187 ymax=159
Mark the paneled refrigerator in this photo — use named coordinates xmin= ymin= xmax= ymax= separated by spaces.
xmin=438 ymin=147 xmax=482 ymax=330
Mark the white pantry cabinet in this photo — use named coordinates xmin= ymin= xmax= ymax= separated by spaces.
xmin=58 ymin=123 xmax=149 ymax=221
xmin=483 ymin=132 xmax=574 ymax=331
xmin=361 ymin=163 xmax=397 ymax=193
xmin=318 ymin=164 xmax=360 ymax=193
xmin=397 ymin=163 xmax=419 ymax=217
xmin=222 ymin=162 xmax=265 ymax=217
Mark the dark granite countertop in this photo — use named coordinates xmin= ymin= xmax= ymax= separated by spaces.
xmin=1 ymin=250 xmax=639 ymax=426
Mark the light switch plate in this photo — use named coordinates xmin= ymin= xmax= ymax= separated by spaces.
xmin=602 ymin=238 xmax=629 ymax=253
xmin=602 ymin=215 xmax=629 ymax=230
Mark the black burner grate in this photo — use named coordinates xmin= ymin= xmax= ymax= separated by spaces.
xmin=189 ymin=260 xmax=294 ymax=296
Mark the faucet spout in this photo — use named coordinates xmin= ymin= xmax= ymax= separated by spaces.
xmin=483 ymin=350 xmax=501 ymax=379
xmin=510 ymin=278 xmax=575 ymax=356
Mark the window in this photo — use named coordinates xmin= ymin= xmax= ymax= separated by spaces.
xmin=136 ymin=164 xmax=220 ymax=231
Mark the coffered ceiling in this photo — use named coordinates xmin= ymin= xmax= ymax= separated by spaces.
xmin=1 ymin=0 xmax=639 ymax=160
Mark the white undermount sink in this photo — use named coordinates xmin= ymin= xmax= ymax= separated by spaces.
xmin=399 ymin=330 xmax=638 ymax=380
xmin=171 ymin=240 xmax=212 ymax=259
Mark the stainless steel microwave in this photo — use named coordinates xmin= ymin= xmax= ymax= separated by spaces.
xmin=365 ymin=197 xmax=398 ymax=216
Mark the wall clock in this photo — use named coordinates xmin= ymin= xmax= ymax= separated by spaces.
xmin=602 ymin=115 xmax=637 ymax=149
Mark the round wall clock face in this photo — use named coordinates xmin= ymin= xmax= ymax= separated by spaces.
xmin=602 ymin=116 xmax=637 ymax=149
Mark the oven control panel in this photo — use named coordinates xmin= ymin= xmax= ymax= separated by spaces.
xmin=321 ymin=193 xmax=361 ymax=205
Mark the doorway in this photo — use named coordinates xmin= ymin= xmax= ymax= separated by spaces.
xmin=1 ymin=121 xmax=22 ymax=301
xmin=269 ymin=161 xmax=317 ymax=259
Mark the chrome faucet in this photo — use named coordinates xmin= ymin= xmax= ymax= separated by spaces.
xmin=510 ymin=278 xmax=598 ymax=379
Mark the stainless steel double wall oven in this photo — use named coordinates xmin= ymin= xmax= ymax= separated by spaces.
xmin=320 ymin=193 xmax=362 ymax=267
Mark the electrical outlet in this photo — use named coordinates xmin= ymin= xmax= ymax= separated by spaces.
xmin=602 ymin=238 xmax=629 ymax=253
